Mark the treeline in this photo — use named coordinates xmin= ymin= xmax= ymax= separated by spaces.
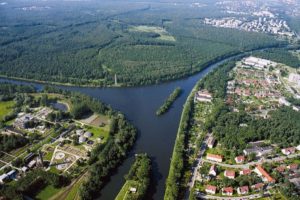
xmin=0 ymin=169 xmax=70 ymax=200
xmin=0 ymin=83 xmax=35 ymax=101
xmin=117 ymin=153 xmax=151 ymax=200
xmin=253 ymin=48 xmax=300 ymax=68
xmin=156 ymin=87 xmax=182 ymax=116
xmin=0 ymin=134 xmax=28 ymax=152
xmin=164 ymin=86 xmax=195 ymax=200
xmin=79 ymin=115 xmax=137 ymax=200
xmin=199 ymin=61 xmax=237 ymax=99
xmin=43 ymin=86 xmax=111 ymax=118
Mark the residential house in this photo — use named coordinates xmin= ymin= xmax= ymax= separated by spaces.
xmin=222 ymin=187 xmax=233 ymax=196
xmin=254 ymin=165 xmax=275 ymax=183
xmin=288 ymin=164 xmax=299 ymax=171
xmin=276 ymin=166 xmax=286 ymax=173
xmin=251 ymin=183 xmax=264 ymax=191
xmin=237 ymin=186 xmax=249 ymax=195
xmin=224 ymin=170 xmax=235 ymax=179
xmin=240 ymin=169 xmax=251 ymax=175
xmin=235 ymin=155 xmax=245 ymax=164
xmin=206 ymin=154 xmax=223 ymax=163
xmin=205 ymin=185 xmax=217 ymax=194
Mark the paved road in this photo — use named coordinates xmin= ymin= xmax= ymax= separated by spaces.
xmin=202 ymin=153 xmax=300 ymax=169
xmin=184 ymin=133 xmax=211 ymax=199
xmin=197 ymin=192 xmax=262 ymax=200
xmin=202 ymin=159 xmax=249 ymax=169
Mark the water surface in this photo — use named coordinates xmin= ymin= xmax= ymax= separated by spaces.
xmin=0 ymin=54 xmax=238 ymax=200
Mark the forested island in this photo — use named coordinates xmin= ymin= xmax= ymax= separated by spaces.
xmin=115 ymin=154 xmax=151 ymax=200
xmin=156 ymin=87 xmax=182 ymax=116
xmin=0 ymin=83 xmax=137 ymax=200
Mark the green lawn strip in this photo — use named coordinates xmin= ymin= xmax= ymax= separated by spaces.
xmin=86 ymin=125 xmax=109 ymax=142
xmin=115 ymin=180 xmax=139 ymax=200
xmin=35 ymin=184 xmax=64 ymax=200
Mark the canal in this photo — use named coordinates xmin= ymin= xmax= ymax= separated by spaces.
xmin=0 ymin=54 xmax=240 ymax=200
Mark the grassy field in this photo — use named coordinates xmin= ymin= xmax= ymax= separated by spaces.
xmin=35 ymin=185 xmax=62 ymax=200
xmin=0 ymin=101 xmax=15 ymax=120
xmin=86 ymin=125 xmax=110 ymax=143
xmin=115 ymin=180 xmax=139 ymax=200
xmin=129 ymin=25 xmax=176 ymax=41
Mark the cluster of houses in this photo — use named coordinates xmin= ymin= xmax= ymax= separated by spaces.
xmin=226 ymin=57 xmax=300 ymax=115
xmin=204 ymin=164 xmax=278 ymax=196
xmin=205 ymin=183 xmax=265 ymax=196
xmin=202 ymin=140 xmax=300 ymax=196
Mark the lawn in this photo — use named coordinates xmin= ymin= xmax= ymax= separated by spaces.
xmin=0 ymin=100 xmax=15 ymax=120
xmin=115 ymin=180 xmax=139 ymax=200
xmin=35 ymin=185 xmax=62 ymax=200
xmin=86 ymin=125 xmax=109 ymax=143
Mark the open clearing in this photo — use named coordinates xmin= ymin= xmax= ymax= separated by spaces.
xmin=79 ymin=113 xmax=109 ymax=127
xmin=0 ymin=101 xmax=14 ymax=120
xmin=129 ymin=25 xmax=176 ymax=42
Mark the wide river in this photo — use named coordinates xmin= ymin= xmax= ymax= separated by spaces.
xmin=0 ymin=54 xmax=241 ymax=199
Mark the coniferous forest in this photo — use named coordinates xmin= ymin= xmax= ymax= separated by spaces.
xmin=0 ymin=0 xmax=285 ymax=87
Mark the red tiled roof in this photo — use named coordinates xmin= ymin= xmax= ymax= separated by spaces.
xmin=239 ymin=186 xmax=249 ymax=193
xmin=276 ymin=166 xmax=286 ymax=173
xmin=206 ymin=185 xmax=217 ymax=191
xmin=289 ymin=164 xmax=299 ymax=170
xmin=235 ymin=156 xmax=245 ymax=162
xmin=241 ymin=169 xmax=251 ymax=175
xmin=252 ymin=183 xmax=264 ymax=189
xmin=256 ymin=165 xmax=275 ymax=183
xmin=207 ymin=153 xmax=223 ymax=160
xmin=223 ymin=187 xmax=233 ymax=193
xmin=225 ymin=170 xmax=235 ymax=177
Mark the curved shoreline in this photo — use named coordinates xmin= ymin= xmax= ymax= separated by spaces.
xmin=0 ymin=44 xmax=287 ymax=89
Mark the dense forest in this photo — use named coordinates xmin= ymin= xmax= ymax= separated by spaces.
xmin=253 ymin=48 xmax=300 ymax=68
xmin=211 ymin=107 xmax=300 ymax=151
xmin=0 ymin=0 xmax=284 ymax=86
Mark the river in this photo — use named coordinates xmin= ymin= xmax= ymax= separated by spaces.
xmin=0 ymin=54 xmax=241 ymax=200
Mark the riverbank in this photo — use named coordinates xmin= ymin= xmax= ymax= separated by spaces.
xmin=0 ymin=44 xmax=286 ymax=89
